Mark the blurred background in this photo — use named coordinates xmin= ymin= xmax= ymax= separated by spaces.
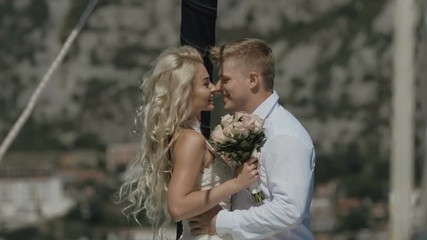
xmin=0 ymin=0 xmax=426 ymax=239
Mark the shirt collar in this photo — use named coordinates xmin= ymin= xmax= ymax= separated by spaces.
xmin=252 ymin=91 xmax=279 ymax=120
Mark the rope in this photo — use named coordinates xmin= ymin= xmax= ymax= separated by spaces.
xmin=0 ymin=0 xmax=99 ymax=162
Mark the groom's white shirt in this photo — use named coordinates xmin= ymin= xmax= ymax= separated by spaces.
xmin=216 ymin=91 xmax=316 ymax=240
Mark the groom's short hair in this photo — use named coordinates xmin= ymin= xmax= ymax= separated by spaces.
xmin=210 ymin=38 xmax=275 ymax=90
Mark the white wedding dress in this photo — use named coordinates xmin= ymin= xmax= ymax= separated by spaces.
xmin=179 ymin=123 xmax=233 ymax=240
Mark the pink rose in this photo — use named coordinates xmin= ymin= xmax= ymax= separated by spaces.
xmin=240 ymin=115 xmax=256 ymax=132
xmin=234 ymin=111 xmax=245 ymax=120
xmin=222 ymin=124 xmax=234 ymax=138
xmin=233 ymin=121 xmax=250 ymax=137
xmin=239 ymin=114 xmax=263 ymax=133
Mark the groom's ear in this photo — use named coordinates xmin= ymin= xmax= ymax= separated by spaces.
xmin=248 ymin=72 xmax=260 ymax=89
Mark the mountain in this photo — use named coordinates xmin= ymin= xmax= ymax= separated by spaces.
xmin=0 ymin=0 xmax=423 ymax=197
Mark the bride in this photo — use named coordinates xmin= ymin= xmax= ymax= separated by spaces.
xmin=118 ymin=46 xmax=259 ymax=239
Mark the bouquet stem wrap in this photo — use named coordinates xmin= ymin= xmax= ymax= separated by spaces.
xmin=248 ymin=149 xmax=265 ymax=203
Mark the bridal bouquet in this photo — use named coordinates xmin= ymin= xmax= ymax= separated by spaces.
xmin=209 ymin=112 xmax=266 ymax=203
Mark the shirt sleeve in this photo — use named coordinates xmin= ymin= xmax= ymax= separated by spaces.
xmin=216 ymin=135 xmax=315 ymax=239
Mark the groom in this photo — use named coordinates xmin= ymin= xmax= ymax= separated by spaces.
xmin=190 ymin=38 xmax=316 ymax=239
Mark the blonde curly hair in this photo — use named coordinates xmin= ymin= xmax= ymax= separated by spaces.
xmin=118 ymin=46 xmax=204 ymax=239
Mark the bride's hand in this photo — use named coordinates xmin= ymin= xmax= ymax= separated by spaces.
xmin=235 ymin=157 xmax=259 ymax=188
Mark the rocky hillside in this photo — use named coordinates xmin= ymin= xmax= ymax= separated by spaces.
xmin=0 ymin=0 xmax=424 ymax=196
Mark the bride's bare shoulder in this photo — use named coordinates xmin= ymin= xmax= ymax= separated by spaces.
xmin=174 ymin=128 xmax=206 ymax=150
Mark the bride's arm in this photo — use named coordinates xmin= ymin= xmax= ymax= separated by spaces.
xmin=167 ymin=130 xmax=258 ymax=222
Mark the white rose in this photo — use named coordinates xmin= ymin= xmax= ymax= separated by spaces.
xmin=211 ymin=125 xmax=226 ymax=142
xmin=221 ymin=114 xmax=234 ymax=127
xmin=252 ymin=115 xmax=264 ymax=132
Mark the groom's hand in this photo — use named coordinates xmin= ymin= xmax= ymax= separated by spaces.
xmin=188 ymin=205 xmax=221 ymax=235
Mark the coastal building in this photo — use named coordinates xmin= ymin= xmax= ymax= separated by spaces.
xmin=0 ymin=157 xmax=73 ymax=230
